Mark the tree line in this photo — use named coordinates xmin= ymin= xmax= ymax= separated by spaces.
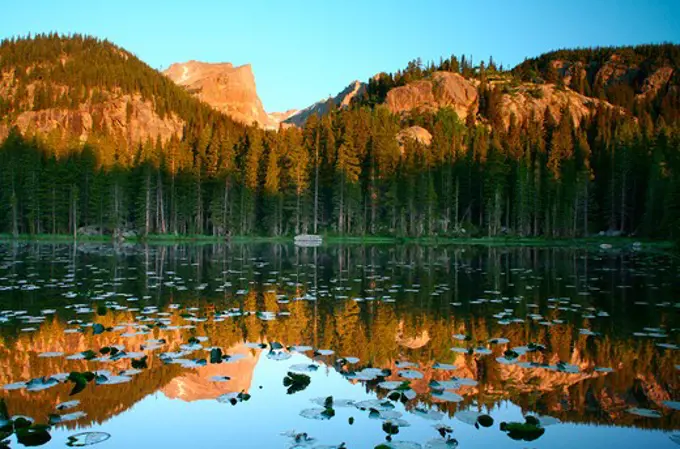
xmin=1 ymin=102 xmax=679 ymax=240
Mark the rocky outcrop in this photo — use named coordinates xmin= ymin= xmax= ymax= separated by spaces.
xmin=284 ymin=80 xmax=366 ymax=127
xmin=0 ymin=82 xmax=184 ymax=145
xmin=498 ymin=83 xmax=617 ymax=128
xmin=594 ymin=54 xmax=639 ymax=88
xmin=3 ymin=93 xmax=184 ymax=144
xmin=638 ymin=67 xmax=674 ymax=99
xmin=385 ymin=71 xmax=478 ymax=120
xmin=551 ymin=60 xmax=587 ymax=87
xmin=164 ymin=60 xmax=272 ymax=128
xmin=382 ymin=71 xmax=619 ymax=130
xmin=396 ymin=126 xmax=432 ymax=151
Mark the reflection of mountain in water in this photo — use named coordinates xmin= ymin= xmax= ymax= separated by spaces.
xmin=0 ymin=304 xmax=677 ymax=431
xmin=0 ymin=243 xmax=678 ymax=435
xmin=162 ymin=344 xmax=260 ymax=401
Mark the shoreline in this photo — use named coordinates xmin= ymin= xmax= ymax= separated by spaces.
xmin=0 ymin=233 xmax=674 ymax=250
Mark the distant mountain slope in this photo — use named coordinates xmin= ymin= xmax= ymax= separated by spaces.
xmin=283 ymin=80 xmax=365 ymax=126
xmin=0 ymin=33 xmax=241 ymax=146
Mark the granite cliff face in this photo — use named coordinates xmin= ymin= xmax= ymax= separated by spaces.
xmin=385 ymin=71 xmax=478 ymax=120
xmin=495 ymin=83 xmax=618 ymax=129
xmin=0 ymin=76 xmax=184 ymax=145
xmin=4 ymin=93 xmax=183 ymax=144
xmin=382 ymin=71 xmax=620 ymax=129
xmin=164 ymin=60 xmax=274 ymax=128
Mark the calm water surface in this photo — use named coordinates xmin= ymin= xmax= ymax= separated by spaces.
xmin=0 ymin=242 xmax=678 ymax=448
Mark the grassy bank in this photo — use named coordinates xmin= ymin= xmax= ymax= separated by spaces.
xmin=0 ymin=233 xmax=674 ymax=250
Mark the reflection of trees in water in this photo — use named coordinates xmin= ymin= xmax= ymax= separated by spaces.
xmin=0 ymin=243 xmax=678 ymax=430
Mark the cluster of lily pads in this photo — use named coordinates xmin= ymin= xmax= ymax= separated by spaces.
xmin=0 ymin=398 xmax=109 ymax=448
xmin=0 ymin=244 xmax=679 ymax=448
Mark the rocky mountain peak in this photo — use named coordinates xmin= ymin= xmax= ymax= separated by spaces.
xmin=164 ymin=60 xmax=272 ymax=128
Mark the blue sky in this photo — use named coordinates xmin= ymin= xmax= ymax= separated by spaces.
xmin=1 ymin=0 xmax=679 ymax=112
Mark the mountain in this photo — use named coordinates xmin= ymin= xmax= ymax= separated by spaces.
xmin=512 ymin=44 xmax=680 ymax=123
xmin=1 ymin=35 xmax=680 ymax=240
xmin=373 ymin=69 xmax=623 ymax=132
xmin=267 ymin=109 xmax=299 ymax=126
xmin=0 ymin=34 xmax=235 ymax=147
xmin=283 ymin=80 xmax=366 ymax=126
xmin=164 ymin=60 xmax=277 ymax=129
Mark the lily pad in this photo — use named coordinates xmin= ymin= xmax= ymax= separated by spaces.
xmin=433 ymin=363 xmax=457 ymax=371
xmin=398 ymin=370 xmax=423 ymax=380
xmin=216 ymin=391 xmax=251 ymax=405
xmin=300 ymin=408 xmax=335 ymax=420
xmin=663 ymin=401 xmax=680 ymax=411
xmin=454 ymin=410 xmax=480 ymax=426
xmin=290 ymin=345 xmax=314 ymax=352
xmin=3 ymin=382 xmax=27 ymax=391
xmin=26 ymin=377 xmax=59 ymax=392
xmin=378 ymin=381 xmax=404 ymax=391
xmin=376 ymin=441 xmax=422 ymax=449
xmin=16 ymin=425 xmax=51 ymax=447
xmin=283 ymin=372 xmax=311 ymax=394
xmin=500 ymin=420 xmax=545 ymax=441
xmin=56 ymin=400 xmax=80 ymax=411
xmin=289 ymin=363 xmax=320 ymax=373
xmin=311 ymin=397 xmax=355 ymax=408
xmin=49 ymin=411 xmax=86 ymax=424
xmin=209 ymin=375 xmax=231 ymax=382
xmin=627 ymin=408 xmax=662 ymax=418
xmin=355 ymin=400 xmax=395 ymax=411
xmin=432 ymin=391 xmax=463 ymax=402
xmin=314 ymin=349 xmax=335 ymax=356
xmin=424 ymin=439 xmax=459 ymax=449
xmin=66 ymin=432 xmax=111 ymax=447
xmin=413 ymin=407 xmax=444 ymax=421
xmin=267 ymin=350 xmax=292 ymax=361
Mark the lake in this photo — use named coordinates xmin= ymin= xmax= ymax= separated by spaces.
xmin=0 ymin=242 xmax=678 ymax=448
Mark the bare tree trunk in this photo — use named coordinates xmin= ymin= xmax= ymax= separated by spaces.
xmin=620 ymin=171 xmax=626 ymax=234
xmin=171 ymin=173 xmax=176 ymax=234
xmin=144 ymin=172 xmax=151 ymax=237
xmin=157 ymin=171 xmax=166 ymax=234
xmin=454 ymin=177 xmax=459 ymax=230
xmin=196 ymin=171 xmax=203 ymax=234
xmin=10 ymin=193 xmax=18 ymax=238
xmin=222 ymin=178 xmax=229 ymax=236
xmin=584 ymin=179 xmax=589 ymax=237
xmin=71 ymin=185 xmax=77 ymax=241
xmin=52 ymin=187 xmax=56 ymax=235
xmin=338 ymin=175 xmax=344 ymax=235
xmin=296 ymin=192 xmax=301 ymax=234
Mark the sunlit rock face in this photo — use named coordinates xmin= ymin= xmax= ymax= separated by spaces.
xmin=385 ymin=72 xmax=478 ymax=120
xmin=0 ymin=87 xmax=184 ymax=145
xmin=164 ymin=60 xmax=275 ymax=128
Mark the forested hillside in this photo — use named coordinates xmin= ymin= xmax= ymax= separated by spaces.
xmin=1 ymin=35 xmax=679 ymax=240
